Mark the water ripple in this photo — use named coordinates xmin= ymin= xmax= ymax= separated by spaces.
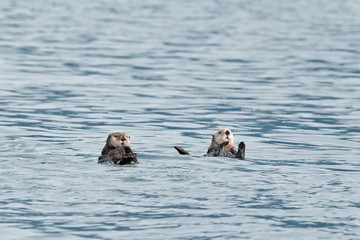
xmin=1 ymin=0 xmax=360 ymax=239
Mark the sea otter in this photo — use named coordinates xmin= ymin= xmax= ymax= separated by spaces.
xmin=98 ymin=132 xmax=138 ymax=165
xmin=174 ymin=128 xmax=245 ymax=159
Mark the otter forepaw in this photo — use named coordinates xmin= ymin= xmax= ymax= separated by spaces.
xmin=128 ymin=153 xmax=137 ymax=159
xmin=219 ymin=141 xmax=229 ymax=148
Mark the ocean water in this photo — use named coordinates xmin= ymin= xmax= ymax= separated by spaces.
xmin=1 ymin=0 xmax=360 ymax=239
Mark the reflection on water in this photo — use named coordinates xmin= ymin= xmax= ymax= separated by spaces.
xmin=1 ymin=0 xmax=360 ymax=239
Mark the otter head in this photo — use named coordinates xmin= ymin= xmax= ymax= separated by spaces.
xmin=107 ymin=132 xmax=131 ymax=148
xmin=212 ymin=128 xmax=235 ymax=146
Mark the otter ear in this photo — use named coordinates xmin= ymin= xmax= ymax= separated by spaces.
xmin=212 ymin=135 xmax=215 ymax=140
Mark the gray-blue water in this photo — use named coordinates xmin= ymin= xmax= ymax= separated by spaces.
xmin=1 ymin=0 xmax=360 ymax=239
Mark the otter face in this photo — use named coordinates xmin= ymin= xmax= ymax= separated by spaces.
xmin=107 ymin=132 xmax=131 ymax=148
xmin=212 ymin=128 xmax=235 ymax=146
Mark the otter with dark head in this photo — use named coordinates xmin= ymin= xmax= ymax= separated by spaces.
xmin=174 ymin=128 xmax=245 ymax=159
xmin=98 ymin=132 xmax=137 ymax=165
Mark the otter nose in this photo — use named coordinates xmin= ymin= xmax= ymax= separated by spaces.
xmin=121 ymin=137 xmax=126 ymax=141
xmin=225 ymin=130 xmax=230 ymax=135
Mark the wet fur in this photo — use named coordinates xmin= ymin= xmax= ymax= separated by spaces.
xmin=174 ymin=128 xmax=245 ymax=159
xmin=98 ymin=132 xmax=137 ymax=164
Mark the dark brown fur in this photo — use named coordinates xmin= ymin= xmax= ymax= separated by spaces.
xmin=174 ymin=128 xmax=246 ymax=159
xmin=98 ymin=132 xmax=137 ymax=165
xmin=99 ymin=146 xmax=137 ymax=165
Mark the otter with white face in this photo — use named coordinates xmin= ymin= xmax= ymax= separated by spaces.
xmin=206 ymin=128 xmax=237 ymax=157
xmin=174 ymin=128 xmax=245 ymax=159
xmin=98 ymin=132 xmax=137 ymax=165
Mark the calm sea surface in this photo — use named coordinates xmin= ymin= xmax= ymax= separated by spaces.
xmin=1 ymin=0 xmax=360 ymax=239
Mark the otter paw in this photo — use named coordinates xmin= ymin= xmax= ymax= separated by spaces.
xmin=238 ymin=142 xmax=245 ymax=152
xmin=219 ymin=141 xmax=229 ymax=148
xmin=127 ymin=153 xmax=137 ymax=159
xmin=236 ymin=142 xmax=246 ymax=159
xmin=174 ymin=146 xmax=190 ymax=155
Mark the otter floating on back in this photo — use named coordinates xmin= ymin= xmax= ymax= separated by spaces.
xmin=98 ymin=132 xmax=138 ymax=165
xmin=174 ymin=128 xmax=245 ymax=159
